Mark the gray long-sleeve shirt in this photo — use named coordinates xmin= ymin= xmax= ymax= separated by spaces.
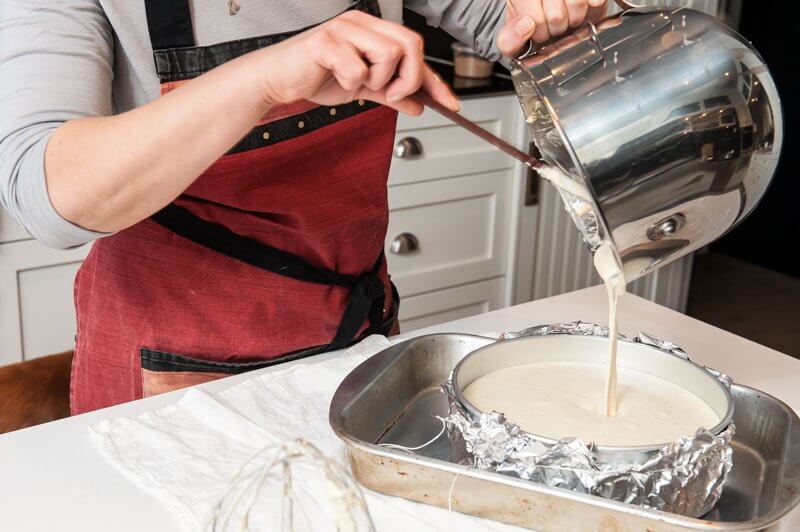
xmin=0 ymin=0 xmax=507 ymax=249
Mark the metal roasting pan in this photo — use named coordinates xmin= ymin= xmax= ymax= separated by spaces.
xmin=329 ymin=334 xmax=800 ymax=531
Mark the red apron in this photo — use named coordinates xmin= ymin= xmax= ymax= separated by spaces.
xmin=70 ymin=0 xmax=398 ymax=414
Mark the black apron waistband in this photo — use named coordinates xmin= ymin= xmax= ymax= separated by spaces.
xmin=151 ymin=203 xmax=395 ymax=352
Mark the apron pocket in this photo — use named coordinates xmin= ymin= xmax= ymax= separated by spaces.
xmin=139 ymin=344 xmax=330 ymax=397
xmin=139 ymin=286 xmax=399 ymax=397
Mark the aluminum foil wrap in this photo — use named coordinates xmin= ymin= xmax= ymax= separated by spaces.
xmin=499 ymin=321 xmax=614 ymax=340
xmin=557 ymin=189 xmax=604 ymax=251
xmin=443 ymin=322 xmax=735 ymax=517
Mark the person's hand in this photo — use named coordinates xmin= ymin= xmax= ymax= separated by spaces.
xmin=254 ymin=10 xmax=459 ymax=116
xmin=497 ymin=0 xmax=608 ymax=57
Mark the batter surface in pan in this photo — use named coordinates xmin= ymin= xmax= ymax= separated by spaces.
xmin=462 ymin=360 xmax=720 ymax=447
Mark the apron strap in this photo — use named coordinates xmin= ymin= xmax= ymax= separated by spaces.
xmin=152 ymin=204 xmax=359 ymax=287
xmin=151 ymin=204 xmax=390 ymax=350
xmin=144 ymin=0 xmax=195 ymax=50
xmin=328 ymin=258 xmax=386 ymax=350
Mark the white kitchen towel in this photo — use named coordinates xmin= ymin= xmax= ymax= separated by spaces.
xmin=89 ymin=335 xmax=521 ymax=532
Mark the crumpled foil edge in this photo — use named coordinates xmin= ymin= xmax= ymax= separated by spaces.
xmin=559 ymin=189 xmax=605 ymax=251
xmin=443 ymin=322 xmax=735 ymax=517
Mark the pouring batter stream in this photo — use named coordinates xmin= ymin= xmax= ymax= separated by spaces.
xmin=536 ymin=166 xmax=626 ymax=418
xmin=593 ymin=243 xmax=626 ymax=417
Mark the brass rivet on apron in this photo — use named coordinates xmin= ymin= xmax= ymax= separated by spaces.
xmin=329 ymin=108 xmax=337 ymax=116
xmin=262 ymin=131 xmax=270 ymax=141
xmin=358 ymin=99 xmax=365 ymax=106
xmin=298 ymin=120 xmax=305 ymax=129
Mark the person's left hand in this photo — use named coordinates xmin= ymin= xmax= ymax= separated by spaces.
xmin=497 ymin=0 xmax=608 ymax=56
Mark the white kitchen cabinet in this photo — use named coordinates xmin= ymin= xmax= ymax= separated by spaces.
xmin=397 ymin=277 xmax=505 ymax=333
xmin=387 ymin=95 xmax=529 ymax=327
xmin=0 ymin=239 xmax=90 ymax=365
xmin=386 ymin=171 xmax=512 ymax=297
xmin=386 ymin=95 xmax=531 ymax=331
xmin=389 ymin=96 xmax=518 ymax=186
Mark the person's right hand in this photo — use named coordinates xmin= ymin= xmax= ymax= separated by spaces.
xmin=254 ymin=10 xmax=459 ymax=116
xmin=497 ymin=0 xmax=608 ymax=57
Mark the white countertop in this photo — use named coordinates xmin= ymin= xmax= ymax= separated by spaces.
xmin=2 ymin=285 xmax=799 ymax=531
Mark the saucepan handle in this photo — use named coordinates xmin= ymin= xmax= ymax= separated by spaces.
xmin=517 ymin=0 xmax=648 ymax=60
xmin=519 ymin=20 xmax=604 ymax=60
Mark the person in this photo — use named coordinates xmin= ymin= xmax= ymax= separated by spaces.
xmin=0 ymin=0 xmax=608 ymax=414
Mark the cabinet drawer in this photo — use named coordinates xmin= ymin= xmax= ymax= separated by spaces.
xmin=398 ymin=277 xmax=504 ymax=332
xmin=386 ymin=171 xmax=511 ymax=297
xmin=0 ymin=208 xmax=29 ymax=244
xmin=389 ymin=95 xmax=520 ymax=186
xmin=0 ymin=240 xmax=90 ymax=365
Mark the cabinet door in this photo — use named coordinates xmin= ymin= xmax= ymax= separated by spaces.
xmin=390 ymin=95 xmax=519 ymax=186
xmin=0 ymin=240 xmax=90 ymax=365
xmin=386 ymin=171 xmax=512 ymax=297
xmin=398 ymin=277 xmax=505 ymax=332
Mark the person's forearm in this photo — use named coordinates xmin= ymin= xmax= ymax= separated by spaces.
xmin=45 ymin=51 xmax=271 ymax=233
xmin=43 ymin=9 xmax=462 ymax=235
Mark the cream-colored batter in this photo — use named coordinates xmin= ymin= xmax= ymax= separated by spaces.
xmin=537 ymin=165 xmax=629 ymax=418
xmin=463 ymin=361 xmax=720 ymax=446
xmin=593 ymin=243 xmax=627 ymax=417
xmin=536 ymin=165 xmax=594 ymax=201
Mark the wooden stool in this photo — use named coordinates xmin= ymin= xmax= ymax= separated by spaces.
xmin=0 ymin=352 xmax=72 ymax=433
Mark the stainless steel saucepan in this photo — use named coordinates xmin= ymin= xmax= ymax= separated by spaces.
xmin=510 ymin=4 xmax=783 ymax=281
xmin=421 ymin=3 xmax=782 ymax=283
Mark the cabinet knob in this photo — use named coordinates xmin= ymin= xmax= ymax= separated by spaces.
xmin=389 ymin=233 xmax=419 ymax=255
xmin=394 ymin=137 xmax=423 ymax=159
